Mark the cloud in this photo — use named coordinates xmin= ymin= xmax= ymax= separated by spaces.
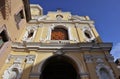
xmin=110 ymin=43 xmax=120 ymax=60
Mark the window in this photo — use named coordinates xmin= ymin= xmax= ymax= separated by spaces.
xmin=83 ymin=29 xmax=96 ymax=42
xmin=14 ymin=10 xmax=24 ymax=29
xmin=51 ymin=27 xmax=68 ymax=40
xmin=99 ymin=68 xmax=111 ymax=79
xmin=27 ymin=29 xmax=34 ymax=38
xmin=84 ymin=30 xmax=92 ymax=39
xmin=0 ymin=30 xmax=9 ymax=47
xmin=22 ymin=26 xmax=37 ymax=42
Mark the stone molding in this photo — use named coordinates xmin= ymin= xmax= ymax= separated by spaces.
xmin=12 ymin=42 xmax=112 ymax=52
xmin=29 ymin=19 xmax=94 ymax=24
xmin=80 ymin=72 xmax=89 ymax=77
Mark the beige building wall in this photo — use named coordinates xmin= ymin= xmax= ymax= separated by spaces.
xmin=0 ymin=0 xmax=30 ymax=70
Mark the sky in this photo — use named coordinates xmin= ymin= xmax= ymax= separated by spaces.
xmin=30 ymin=0 xmax=120 ymax=60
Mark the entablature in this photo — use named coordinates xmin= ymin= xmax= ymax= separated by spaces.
xmin=28 ymin=20 xmax=94 ymax=24
xmin=12 ymin=42 xmax=112 ymax=52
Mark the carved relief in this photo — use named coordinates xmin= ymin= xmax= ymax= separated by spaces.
xmin=84 ymin=55 xmax=93 ymax=63
xmin=25 ymin=55 xmax=36 ymax=64
xmin=96 ymin=58 xmax=104 ymax=64
xmin=5 ymin=55 xmax=35 ymax=64
xmin=2 ymin=64 xmax=23 ymax=79
xmin=14 ymin=58 xmax=23 ymax=64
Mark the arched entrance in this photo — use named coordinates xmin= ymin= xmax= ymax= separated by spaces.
xmin=40 ymin=55 xmax=79 ymax=79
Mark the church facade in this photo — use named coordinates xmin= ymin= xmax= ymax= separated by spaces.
xmin=0 ymin=0 xmax=120 ymax=79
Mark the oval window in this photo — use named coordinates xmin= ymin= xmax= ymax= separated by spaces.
xmin=84 ymin=30 xmax=92 ymax=39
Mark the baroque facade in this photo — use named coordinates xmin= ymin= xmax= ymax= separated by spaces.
xmin=0 ymin=0 xmax=120 ymax=79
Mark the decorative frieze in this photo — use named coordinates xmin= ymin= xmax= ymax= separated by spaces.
xmin=84 ymin=54 xmax=105 ymax=64
xmin=14 ymin=58 xmax=23 ymax=64
xmin=84 ymin=55 xmax=93 ymax=63
xmin=96 ymin=58 xmax=104 ymax=64
xmin=5 ymin=54 xmax=36 ymax=64
xmin=26 ymin=55 xmax=36 ymax=64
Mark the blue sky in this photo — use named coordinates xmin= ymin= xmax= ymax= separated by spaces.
xmin=30 ymin=0 xmax=120 ymax=60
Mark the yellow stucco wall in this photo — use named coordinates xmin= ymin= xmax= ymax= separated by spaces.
xmin=0 ymin=2 xmax=120 ymax=79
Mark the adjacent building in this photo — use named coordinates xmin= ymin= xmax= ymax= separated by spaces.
xmin=0 ymin=0 xmax=120 ymax=79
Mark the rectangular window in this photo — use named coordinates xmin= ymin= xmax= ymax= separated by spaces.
xmin=14 ymin=10 xmax=24 ymax=29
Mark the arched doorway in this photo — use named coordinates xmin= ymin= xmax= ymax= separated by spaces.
xmin=51 ymin=27 xmax=68 ymax=40
xmin=40 ymin=55 xmax=79 ymax=79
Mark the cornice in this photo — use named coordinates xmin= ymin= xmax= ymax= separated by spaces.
xmin=12 ymin=42 xmax=112 ymax=52
xmin=28 ymin=20 xmax=94 ymax=24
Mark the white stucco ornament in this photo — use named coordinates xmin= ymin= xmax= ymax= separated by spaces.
xmin=2 ymin=64 xmax=23 ymax=79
